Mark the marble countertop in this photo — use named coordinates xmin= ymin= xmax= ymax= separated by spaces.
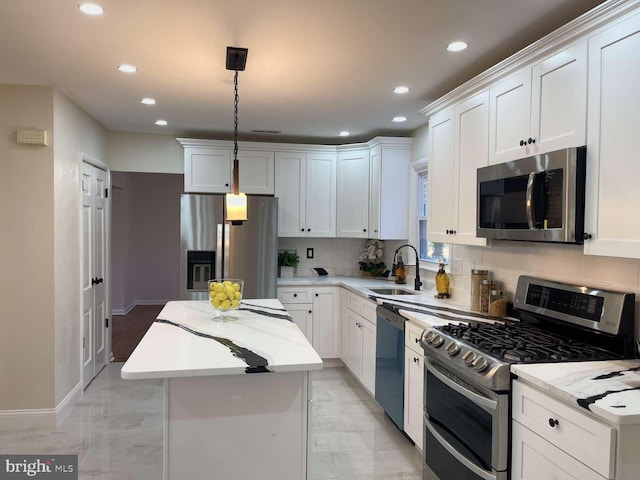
xmin=512 ymin=360 xmax=640 ymax=425
xmin=278 ymin=275 xmax=502 ymax=329
xmin=121 ymin=299 xmax=323 ymax=380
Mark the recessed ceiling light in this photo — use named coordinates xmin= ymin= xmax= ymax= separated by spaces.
xmin=338 ymin=131 xmax=350 ymax=137
xmin=392 ymin=116 xmax=408 ymax=123
xmin=118 ymin=64 xmax=137 ymax=73
xmin=447 ymin=41 xmax=468 ymax=52
xmin=393 ymin=86 xmax=410 ymax=94
xmin=77 ymin=3 xmax=104 ymax=15
xmin=140 ymin=98 xmax=156 ymax=105
xmin=155 ymin=120 xmax=168 ymax=126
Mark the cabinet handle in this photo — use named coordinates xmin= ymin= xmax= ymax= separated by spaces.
xmin=415 ymin=338 xmax=419 ymax=343
xmin=446 ymin=229 xmax=450 ymax=234
xmin=583 ymin=233 xmax=592 ymax=240
xmin=91 ymin=277 xmax=98 ymax=286
xmin=548 ymin=418 xmax=559 ymax=428
xmin=519 ymin=140 xmax=526 ymax=147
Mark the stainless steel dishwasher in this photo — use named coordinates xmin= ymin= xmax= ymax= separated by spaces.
xmin=374 ymin=303 xmax=405 ymax=431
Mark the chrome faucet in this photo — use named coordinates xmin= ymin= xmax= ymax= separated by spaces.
xmin=393 ymin=244 xmax=422 ymax=291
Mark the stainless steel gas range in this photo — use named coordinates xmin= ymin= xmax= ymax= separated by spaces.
xmin=420 ymin=276 xmax=635 ymax=480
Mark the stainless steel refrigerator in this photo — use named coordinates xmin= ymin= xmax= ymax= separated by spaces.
xmin=179 ymin=194 xmax=278 ymax=300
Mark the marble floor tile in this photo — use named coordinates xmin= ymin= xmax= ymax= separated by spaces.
xmin=0 ymin=364 xmax=423 ymax=479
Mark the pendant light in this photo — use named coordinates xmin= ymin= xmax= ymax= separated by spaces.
xmin=225 ymin=46 xmax=249 ymax=225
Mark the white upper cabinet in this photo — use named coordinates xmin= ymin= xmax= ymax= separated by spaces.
xmin=275 ymin=151 xmax=337 ymax=238
xmin=427 ymin=108 xmax=456 ymax=243
xmin=336 ymin=149 xmax=370 ymax=238
xmin=184 ymin=146 xmax=231 ymax=193
xmin=530 ymin=40 xmax=587 ymax=155
xmin=584 ymin=12 xmax=640 ymax=259
xmin=274 ymin=152 xmax=307 ymax=237
xmin=306 ymin=152 xmax=337 ymax=237
xmin=179 ymin=140 xmax=275 ymax=194
xmin=368 ymin=140 xmax=412 ymax=240
xmin=489 ymin=42 xmax=587 ymax=164
xmin=453 ymin=91 xmax=489 ymax=246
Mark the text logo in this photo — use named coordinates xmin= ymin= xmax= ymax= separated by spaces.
xmin=0 ymin=456 xmax=77 ymax=479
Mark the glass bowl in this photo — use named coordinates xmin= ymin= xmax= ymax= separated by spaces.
xmin=208 ymin=279 xmax=244 ymax=319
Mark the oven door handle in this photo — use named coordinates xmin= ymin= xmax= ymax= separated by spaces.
xmin=525 ymin=172 xmax=537 ymax=230
xmin=426 ymin=360 xmax=497 ymax=413
xmin=425 ymin=419 xmax=497 ymax=480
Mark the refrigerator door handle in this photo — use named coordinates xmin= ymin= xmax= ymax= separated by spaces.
xmin=216 ymin=224 xmax=223 ymax=280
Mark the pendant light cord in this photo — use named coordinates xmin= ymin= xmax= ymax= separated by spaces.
xmin=232 ymin=70 xmax=240 ymax=195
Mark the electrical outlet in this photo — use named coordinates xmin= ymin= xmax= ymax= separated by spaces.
xmin=306 ymin=248 xmax=314 ymax=259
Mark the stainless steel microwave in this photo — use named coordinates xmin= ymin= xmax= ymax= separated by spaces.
xmin=476 ymin=147 xmax=586 ymax=244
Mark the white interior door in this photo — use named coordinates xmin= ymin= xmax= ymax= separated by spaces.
xmin=82 ymin=162 xmax=108 ymax=388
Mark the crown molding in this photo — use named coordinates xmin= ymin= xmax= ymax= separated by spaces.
xmin=420 ymin=0 xmax=639 ymax=118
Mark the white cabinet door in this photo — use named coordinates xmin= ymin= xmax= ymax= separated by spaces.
xmin=489 ymin=69 xmax=532 ymax=164
xmin=184 ymin=147 xmax=231 ymax=193
xmin=530 ymin=40 xmax=587 ymax=155
xmin=337 ymin=149 xmax=370 ymax=238
xmin=511 ymin=422 xmax=605 ymax=480
xmin=237 ymin=150 xmax=275 ymax=194
xmin=275 ymin=152 xmax=306 ymax=237
xmin=361 ymin=319 xmax=376 ymax=396
xmin=403 ymin=349 xmax=424 ymax=448
xmin=427 ymin=108 xmax=456 ymax=243
xmin=306 ymin=153 xmax=337 ymax=237
xmin=312 ymin=288 xmax=339 ymax=358
xmin=347 ymin=311 xmax=363 ymax=377
xmin=286 ymin=304 xmax=313 ymax=344
xmin=339 ymin=290 xmax=350 ymax=366
xmin=372 ymin=146 xmax=411 ymax=240
xmin=584 ymin=13 xmax=640 ymax=259
xmin=453 ymin=91 xmax=489 ymax=247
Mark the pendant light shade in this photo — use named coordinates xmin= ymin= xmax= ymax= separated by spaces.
xmin=225 ymin=46 xmax=249 ymax=225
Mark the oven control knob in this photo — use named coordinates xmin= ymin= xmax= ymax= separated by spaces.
xmin=472 ymin=357 xmax=489 ymax=372
xmin=445 ymin=342 xmax=461 ymax=356
xmin=423 ymin=331 xmax=436 ymax=344
xmin=432 ymin=335 xmax=444 ymax=348
xmin=462 ymin=350 xmax=476 ymax=366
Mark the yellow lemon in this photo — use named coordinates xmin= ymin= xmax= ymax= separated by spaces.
xmin=222 ymin=280 xmax=232 ymax=286
xmin=220 ymin=299 xmax=231 ymax=310
xmin=213 ymin=283 xmax=224 ymax=292
xmin=234 ymin=291 xmax=241 ymax=300
xmin=212 ymin=298 xmax=222 ymax=307
xmin=231 ymin=299 xmax=239 ymax=308
xmin=225 ymin=286 xmax=235 ymax=298
xmin=215 ymin=292 xmax=227 ymax=302
xmin=209 ymin=282 xmax=216 ymax=291
xmin=209 ymin=291 xmax=217 ymax=300
xmin=232 ymin=283 xmax=240 ymax=291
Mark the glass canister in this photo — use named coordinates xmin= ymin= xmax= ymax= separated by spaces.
xmin=488 ymin=290 xmax=508 ymax=318
xmin=480 ymin=279 xmax=498 ymax=314
xmin=470 ymin=270 xmax=488 ymax=312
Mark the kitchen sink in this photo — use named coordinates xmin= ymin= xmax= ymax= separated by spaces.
xmin=369 ymin=288 xmax=419 ymax=296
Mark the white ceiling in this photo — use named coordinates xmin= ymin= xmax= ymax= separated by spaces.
xmin=0 ymin=0 xmax=605 ymax=144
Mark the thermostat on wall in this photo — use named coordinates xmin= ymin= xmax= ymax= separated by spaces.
xmin=17 ymin=129 xmax=47 ymax=146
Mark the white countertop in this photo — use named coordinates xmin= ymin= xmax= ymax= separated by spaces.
xmin=121 ymin=299 xmax=323 ymax=380
xmin=512 ymin=360 xmax=640 ymax=425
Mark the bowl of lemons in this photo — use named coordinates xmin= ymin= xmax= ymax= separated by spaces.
xmin=208 ymin=279 xmax=243 ymax=319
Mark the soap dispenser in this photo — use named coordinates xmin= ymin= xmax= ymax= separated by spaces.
xmin=395 ymin=254 xmax=407 ymax=284
xmin=435 ymin=262 xmax=450 ymax=299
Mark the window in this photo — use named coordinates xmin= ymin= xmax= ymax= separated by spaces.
xmin=417 ymin=171 xmax=449 ymax=263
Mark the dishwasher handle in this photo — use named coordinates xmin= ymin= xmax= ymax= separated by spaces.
xmin=376 ymin=304 xmax=406 ymax=331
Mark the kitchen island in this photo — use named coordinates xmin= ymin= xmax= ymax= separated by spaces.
xmin=121 ymin=299 xmax=323 ymax=480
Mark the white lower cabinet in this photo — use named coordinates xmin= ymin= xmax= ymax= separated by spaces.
xmin=403 ymin=321 xmax=424 ymax=448
xmin=511 ymin=380 xmax=615 ymax=480
xmin=278 ymin=286 xmax=339 ymax=358
xmin=341 ymin=291 xmax=377 ymax=396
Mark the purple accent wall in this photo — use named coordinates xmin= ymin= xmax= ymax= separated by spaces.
xmin=111 ymin=172 xmax=183 ymax=312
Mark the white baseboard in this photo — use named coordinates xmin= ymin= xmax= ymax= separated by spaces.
xmin=0 ymin=408 xmax=56 ymax=431
xmin=56 ymin=382 xmax=82 ymax=426
xmin=111 ymin=299 xmax=170 ymax=316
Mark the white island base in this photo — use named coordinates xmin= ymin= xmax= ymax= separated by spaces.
xmin=164 ymin=372 xmax=310 ymax=480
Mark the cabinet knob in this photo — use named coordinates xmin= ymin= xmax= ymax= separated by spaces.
xmin=413 ymin=357 xmax=419 ymax=363
xmin=301 ymin=228 xmax=305 ymax=232
xmin=519 ymin=140 xmax=526 ymax=147
xmin=307 ymin=228 xmax=311 ymax=232
xmin=225 ymin=183 xmax=229 ymax=187
xmin=315 ymin=293 xmax=319 ymax=297
xmin=293 ymin=294 xmax=298 ymax=298
xmin=308 ymin=310 xmax=312 ymax=314
xmin=548 ymin=418 xmax=559 ymax=428
xmin=583 ymin=233 xmax=592 ymax=240
xmin=363 ymin=228 xmax=367 ymax=232
xmin=528 ymin=137 xmax=536 ymax=144
xmin=452 ymin=230 xmax=456 ymax=235
xmin=374 ymin=229 xmax=378 ymax=233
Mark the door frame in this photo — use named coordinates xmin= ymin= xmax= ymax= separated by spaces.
xmin=81 ymin=153 xmax=112 ymax=386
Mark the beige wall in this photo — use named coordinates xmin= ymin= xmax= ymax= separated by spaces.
xmin=53 ymin=90 xmax=107 ymax=405
xmin=107 ymin=131 xmax=183 ymax=173
xmin=0 ymin=85 xmax=56 ymax=410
